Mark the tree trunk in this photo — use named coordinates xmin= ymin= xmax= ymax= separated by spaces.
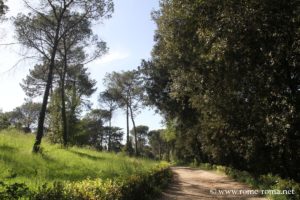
xmin=33 ymin=8 xmax=66 ymax=153
xmin=60 ymin=78 xmax=68 ymax=147
xmin=33 ymin=60 xmax=55 ymax=153
xmin=68 ymin=79 xmax=77 ymax=142
xmin=129 ymin=105 xmax=138 ymax=156
xmin=100 ymin=132 xmax=103 ymax=150
xmin=158 ymin=141 xmax=161 ymax=160
xmin=108 ymin=112 xmax=112 ymax=151
xmin=126 ymin=104 xmax=130 ymax=146
xmin=61 ymin=39 xmax=68 ymax=147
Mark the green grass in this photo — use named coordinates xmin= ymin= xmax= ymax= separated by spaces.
xmin=0 ymin=129 xmax=159 ymax=191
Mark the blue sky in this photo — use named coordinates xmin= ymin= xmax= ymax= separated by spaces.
xmin=0 ymin=0 xmax=164 ymax=131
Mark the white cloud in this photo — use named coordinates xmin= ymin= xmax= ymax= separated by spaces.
xmin=93 ymin=50 xmax=130 ymax=65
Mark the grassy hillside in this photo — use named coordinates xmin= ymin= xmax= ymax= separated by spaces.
xmin=0 ymin=129 xmax=159 ymax=190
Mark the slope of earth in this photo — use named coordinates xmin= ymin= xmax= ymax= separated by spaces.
xmin=0 ymin=129 xmax=158 ymax=190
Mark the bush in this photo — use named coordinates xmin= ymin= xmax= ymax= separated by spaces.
xmin=194 ymin=163 xmax=300 ymax=200
xmin=224 ymin=168 xmax=300 ymax=200
xmin=0 ymin=181 xmax=31 ymax=199
xmin=268 ymin=177 xmax=300 ymax=200
xmin=119 ymin=166 xmax=172 ymax=200
xmin=1 ymin=163 xmax=172 ymax=200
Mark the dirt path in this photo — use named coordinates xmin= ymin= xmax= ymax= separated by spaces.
xmin=160 ymin=167 xmax=267 ymax=200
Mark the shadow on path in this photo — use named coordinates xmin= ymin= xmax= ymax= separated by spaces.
xmin=160 ymin=167 xmax=266 ymax=200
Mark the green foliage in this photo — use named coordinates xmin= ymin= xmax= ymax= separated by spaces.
xmin=103 ymin=70 xmax=145 ymax=155
xmin=148 ymin=126 xmax=178 ymax=161
xmin=48 ymin=90 xmax=63 ymax=143
xmin=34 ymin=182 xmax=69 ymax=200
xmin=225 ymin=170 xmax=300 ymax=200
xmin=8 ymin=101 xmax=41 ymax=132
xmin=0 ymin=130 xmax=171 ymax=199
xmin=118 ymin=164 xmax=172 ymax=200
xmin=122 ymin=139 xmax=134 ymax=156
xmin=32 ymin=164 xmax=171 ymax=200
xmin=0 ymin=181 xmax=31 ymax=199
xmin=148 ymin=130 xmax=165 ymax=160
xmin=0 ymin=111 xmax=10 ymax=130
xmin=193 ymin=163 xmax=300 ymax=200
xmin=142 ymin=0 xmax=300 ymax=181
xmin=161 ymin=121 xmax=176 ymax=143
xmin=0 ymin=129 xmax=159 ymax=189
xmin=130 ymin=125 xmax=149 ymax=155
xmin=15 ymin=0 xmax=113 ymax=152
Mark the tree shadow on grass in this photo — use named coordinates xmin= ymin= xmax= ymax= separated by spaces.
xmin=39 ymin=152 xmax=56 ymax=163
xmin=0 ymin=145 xmax=18 ymax=152
xmin=67 ymin=149 xmax=105 ymax=161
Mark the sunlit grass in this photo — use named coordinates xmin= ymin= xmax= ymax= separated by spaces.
xmin=0 ymin=129 xmax=158 ymax=190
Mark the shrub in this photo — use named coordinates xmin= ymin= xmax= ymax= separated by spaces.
xmin=119 ymin=166 xmax=172 ymax=200
xmin=269 ymin=178 xmax=300 ymax=200
xmin=0 ymin=181 xmax=31 ymax=199
xmin=1 ymin=163 xmax=172 ymax=200
xmin=194 ymin=163 xmax=300 ymax=200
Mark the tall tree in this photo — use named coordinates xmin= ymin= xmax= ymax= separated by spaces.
xmin=14 ymin=0 xmax=113 ymax=152
xmin=103 ymin=70 xmax=143 ymax=156
xmin=143 ymin=0 xmax=300 ymax=180
xmin=47 ymin=64 xmax=96 ymax=144
xmin=55 ymin=13 xmax=107 ymax=147
xmin=21 ymin=62 xmax=96 ymax=144
xmin=98 ymin=90 xmax=118 ymax=151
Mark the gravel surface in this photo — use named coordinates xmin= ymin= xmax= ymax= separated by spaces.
xmin=160 ymin=167 xmax=267 ymax=200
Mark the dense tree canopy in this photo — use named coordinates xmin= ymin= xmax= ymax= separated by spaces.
xmin=141 ymin=0 xmax=300 ymax=181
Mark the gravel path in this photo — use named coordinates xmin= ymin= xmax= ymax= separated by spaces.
xmin=160 ymin=167 xmax=267 ymax=200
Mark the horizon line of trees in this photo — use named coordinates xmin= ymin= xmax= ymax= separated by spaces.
xmin=0 ymin=102 xmax=172 ymax=158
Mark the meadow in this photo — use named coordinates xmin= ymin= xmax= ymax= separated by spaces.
xmin=0 ymin=129 xmax=165 ymax=193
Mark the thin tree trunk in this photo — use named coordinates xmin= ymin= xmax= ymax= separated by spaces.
xmin=33 ymin=59 xmax=55 ymax=153
xmin=108 ymin=112 xmax=112 ymax=151
xmin=60 ymin=78 xmax=68 ymax=147
xmin=33 ymin=5 xmax=67 ymax=153
xmin=126 ymin=104 xmax=130 ymax=146
xmin=68 ymin=79 xmax=77 ymax=142
xmin=100 ymin=132 xmax=103 ymax=150
xmin=61 ymin=39 xmax=68 ymax=147
xmin=129 ymin=105 xmax=138 ymax=156
xmin=158 ymin=141 xmax=161 ymax=160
